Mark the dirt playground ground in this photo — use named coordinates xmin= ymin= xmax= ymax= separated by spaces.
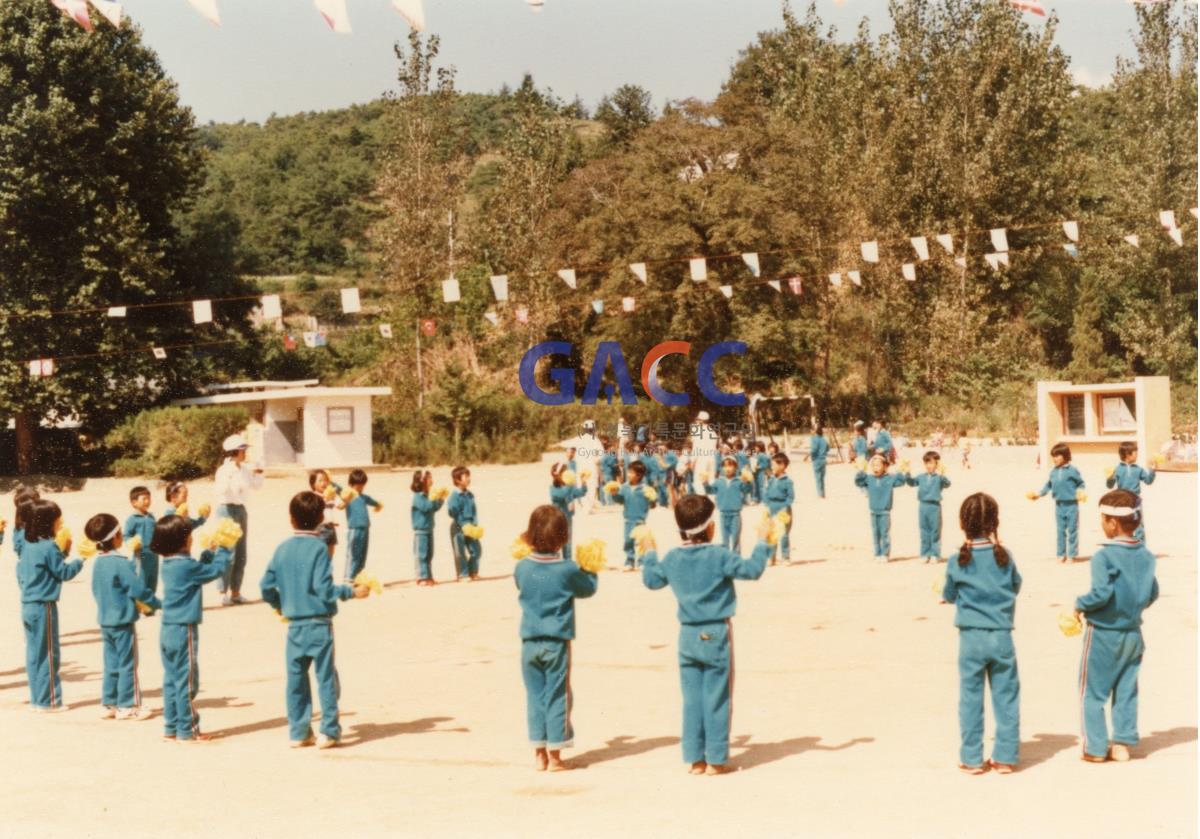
xmin=0 ymin=446 xmax=1194 ymax=838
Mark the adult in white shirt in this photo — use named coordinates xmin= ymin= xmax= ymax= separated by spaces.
xmin=213 ymin=434 xmax=264 ymax=606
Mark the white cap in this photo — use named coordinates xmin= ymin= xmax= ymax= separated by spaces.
xmin=697 ymin=411 xmax=710 ymax=421
xmin=582 ymin=419 xmax=596 ymax=429
xmin=222 ymin=434 xmax=249 ymax=452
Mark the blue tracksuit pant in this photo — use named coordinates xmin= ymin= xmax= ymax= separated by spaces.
xmin=769 ymin=514 xmax=792 ymax=562
xmin=623 ymin=519 xmax=645 ymax=568
xmin=1134 ymin=497 xmax=1146 ymax=545
xmin=161 ymin=623 xmax=201 ymax=739
xmin=919 ymin=501 xmax=943 ymax=559
xmin=1055 ymin=501 xmax=1079 ymax=558
xmin=958 ymin=628 xmax=1020 ymax=767
xmin=450 ymin=524 xmax=482 ymax=578
xmin=101 ymin=624 xmax=141 ymax=708
xmin=217 ymin=503 xmax=249 ymax=594
xmin=22 ymin=602 xmax=63 ymax=709
xmin=813 ymin=462 xmax=827 ymax=498
xmin=413 ymin=530 xmax=434 ymax=580
xmin=563 ymin=515 xmax=576 ymax=563
xmin=521 ymin=638 xmax=573 ymax=748
xmin=679 ymin=621 xmax=733 ymax=765
xmin=344 ymin=527 xmax=369 ymax=581
xmin=1080 ymin=625 xmax=1144 ymax=759
xmin=870 ymin=512 xmax=891 ymax=558
xmin=719 ymin=511 xmax=741 ymax=553
xmin=286 ymin=619 xmax=341 ymax=742
xmin=136 ymin=552 xmax=159 ymax=597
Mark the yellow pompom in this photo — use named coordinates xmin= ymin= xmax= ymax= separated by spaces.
xmin=1075 ymin=489 xmax=1088 ymax=503
xmin=1058 ymin=612 xmax=1083 ymax=637
xmin=561 ymin=469 xmax=578 ymax=486
xmin=135 ymin=600 xmax=154 ymax=616
xmin=575 ymin=539 xmax=607 ymax=573
xmin=211 ymin=518 xmax=244 ymax=550
xmin=197 ymin=503 xmax=212 ymax=519
xmin=373 ymin=501 xmax=384 ymax=512
xmin=578 ymin=470 xmax=592 ymax=482
xmin=510 ymin=537 xmax=533 ymax=561
xmin=175 ymin=502 xmax=189 ymax=519
xmin=323 ymin=486 xmax=337 ymax=501
xmin=631 ymin=524 xmax=655 ymax=555
xmin=642 ymin=485 xmax=658 ymax=503
xmin=740 ymin=467 xmax=754 ymax=483
xmin=341 ymin=487 xmax=360 ymax=503
xmin=776 ymin=510 xmax=791 ymax=526
xmin=898 ymin=459 xmax=911 ymax=473
xmin=1104 ymin=466 xmax=1116 ymax=480
xmin=462 ymin=523 xmax=484 ymax=540
xmin=1151 ymin=454 xmax=1165 ymax=467
xmin=432 ymin=487 xmax=450 ymax=501
xmin=937 ymin=463 xmax=946 ymax=476
xmin=604 ymin=480 xmax=621 ymax=495
xmin=353 ymin=571 xmax=383 ymax=597
xmin=0 ymin=517 xmax=6 ymax=532
xmin=275 ymin=609 xmax=289 ymax=624
xmin=855 ymin=459 xmax=867 ymax=471
xmin=77 ymin=538 xmax=99 ymax=559
xmin=932 ymin=573 xmax=946 ymax=595
xmin=55 ymin=527 xmax=71 ymax=552
xmin=1025 ymin=491 xmax=1039 ymax=501
xmin=128 ymin=535 xmax=142 ymax=556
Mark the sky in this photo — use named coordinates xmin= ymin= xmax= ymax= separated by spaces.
xmin=115 ymin=0 xmax=1150 ymax=125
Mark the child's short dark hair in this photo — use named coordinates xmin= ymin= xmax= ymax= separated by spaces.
xmin=522 ymin=505 xmax=569 ymax=554
xmin=772 ymin=453 xmax=790 ymax=468
xmin=24 ymin=499 xmax=62 ymax=542
xmin=85 ymin=513 xmax=121 ymax=552
xmin=451 ymin=466 xmax=470 ymax=485
xmin=1099 ymin=489 xmax=1140 ymax=532
xmin=14 ymin=486 xmax=40 ymax=530
xmin=674 ymin=494 xmax=714 ymax=542
xmin=721 ymin=456 xmax=738 ymax=467
xmin=814 ymin=425 xmax=824 ymax=435
xmin=289 ymin=491 xmax=326 ymax=531
xmin=410 ymin=470 xmax=431 ymax=493
xmin=627 ymin=461 xmax=646 ymax=480
xmin=957 ymin=493 xmax=1009 ymax=568
xmin=307 ymin=469 xmax=331 ymax=490
xmin=165 ymin=482 xmax=185 ymax=503
xmin=923 ymin=451 xmax=940 ymax=463
xmin=150 ymin=515 xmax=191 ymax=557
xmin=1050 ymin=442 xmax=1072 ymax=462
xmin=348 ymin=468 xmax=368 ymax=487
xmin=1117 ymin=441 xmax=1138 ymax=460
xmin=129 ymin=486 xmax=150 ymax=503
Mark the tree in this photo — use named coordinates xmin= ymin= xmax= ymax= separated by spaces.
xmin=595 ymin=84 xmax=655 ymax=146
xmin=0 ymin=1 xmax=254 ymax=472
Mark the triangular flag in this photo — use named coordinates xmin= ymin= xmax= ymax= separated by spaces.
xmin=107 ymin=306 xmax=126 ymax=318
xmin=261 ymin=294 xmax=282 ymax=320
xmin=984 ymin=253 xmax=1002 ymax=271
xmin=954 ymin=256 xmax=967 ymax=269
xmin=629 ymin=263 xmax=647 ymax=284
xmin=484 ymin=311 xmax=499 ymax=326
xmin=787 ymin=277 xmax=802 ymax=295
xmin=901 ymin=263 xmax=916 ymax=282
xmin=1063 ymin=243 xmax=1080 ymax=258
xmin=315 ymin=330 xmax=328 ymax=348
xmin=1123 ymin=234 xmax=1140 ymax=248
xmin=848 ymin=270 xmax=862 ymax=287
xmin=741 ymin=253 xmax=760 ymax=277
xmin=860 ymin=241 xmax=879 ymax=263
xmin=911 ymin=236 xmax=929 ymax=261
xmin=283 ymin=334 xmax=297 ymax=351
xmin=379 ymin=323 xmax=393 ymax=339
xmin=936 ymin=233 xmax=953 ymax=254
xmin=490 ymin=274 xmax=509 ymax=301
xmin=302 ymin=332 xmax=319 ymax=348
xmin=997 ymin=252 xmax=1010 ymax=267
xmin=29 ymin=358 xmax=55 ymax=377
xmin=53 ymin=0 xmax=93 ymax=31
xmin=152 ymin=347 xmax=167 ymax=360
xmin=767 ymin=280 xmax=781 ymax=292
xmin=88 ymin=0 xmax=122 ymax=26
xmin=442 ymin=278 xmax=461 ymax=303
xmin=828 ymin=272 xmax=842 ymax=287
xmin=1062 ymin=220 xmax=1079 ymax=242
xmin=591 ymin=299 xmax=605 ymax=314
xmin=314 ymin=0 xmax=352 ymax=33
xmin=187 ymin=0 xmax=220 ymax=25
xmin=514 ymin=307 xmax=529 ymax=325
xmin=557 ymin=268 xmax=577 ymax=290
xmin=621 ymin=297 xmax=636 ymax=313
xmin=718 ymin=285 xmax=732 ymax=299
xmin=1008 ymin=0 xmax=1046 ymax=15
xmin=1167 ymin=226 xmax=1183 ymax=246
xmin=390 ymin=0 xmax=425 ymax=31
xmin=1191 ymin=208 xmax=1198 ymax=219
xmin=1159 ymin=210 xmax=1176 ymax=229
xmin=420 ymin=318 xmax=436 ymax=336
xmin=689 ymin=258 xmax=707 ymax=281
xmin=192 ymin=300 xmax=213 ymax=325
xmin=990 ymin=228 xmax=1009 ymax=252
xmin=341 ymin=287 xmax=362 ymax=313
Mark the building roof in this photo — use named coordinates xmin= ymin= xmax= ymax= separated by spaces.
xmin=173 ymin=385 xmax=391 ymax=407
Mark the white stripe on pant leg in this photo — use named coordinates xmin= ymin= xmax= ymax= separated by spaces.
xmin=46 ymin=604 xmax=56 ymax=708
xmin=186 ymin=626 xmax=198 ymax=732
xmin=1079 ymin=624 xmax=1093 ymax=754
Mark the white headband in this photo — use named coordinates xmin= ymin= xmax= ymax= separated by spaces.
xmin=682 ymin=513 xmax=715 ymax=537
xmin=1099 ymin=505 xmax=1139 ymax=518
xmin=99 ymin=524 xmax=120 ymax=544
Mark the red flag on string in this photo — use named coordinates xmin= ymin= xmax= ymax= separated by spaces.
xmin=420 ymin=319 xmax=436 ymax=336
xmin=786 ymin=276 xmax=803 ymax=295
xmin=1008 ymin=0 xmax=1046 ymax=15
xmin=515 ymin=307 xmax=529 ymax=325
xmin=283 ymin=334 xmax=297 ymax=352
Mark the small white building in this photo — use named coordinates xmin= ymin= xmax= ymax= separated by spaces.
xmin=173 ymin=380 xmax=392 ymax=469
xmin=1035 ymin=376 xmax=1171 ymax=469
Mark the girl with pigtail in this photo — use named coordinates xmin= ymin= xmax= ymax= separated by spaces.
xmin=411 ymin=470 xmax=444 ymax=586
xmin=549 ymin=463 xmax=588 ymax=562
xmin=940 ymin=493 xmax=1022 ymax=775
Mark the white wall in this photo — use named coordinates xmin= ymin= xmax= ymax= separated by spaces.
xmin=263 ymin=398 xmax=304 ymax=466
xmin=299 ymin=395 xmax=375 ymax=468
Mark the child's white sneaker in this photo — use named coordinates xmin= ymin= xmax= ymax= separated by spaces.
xmin=317 ymin=734 xmax=339 ymax=750
xmin=290 ymin=735 xmax=316 ymax=748
xmin=874 ymin=556 xmax=888 ymax=564
xmin=1109 ymin=743 xmax=1131 ymax=762
xmin=100 ymin=706 xmax=117 ymax=720
xmin=117 ymin=706 xmax=152 ymax=721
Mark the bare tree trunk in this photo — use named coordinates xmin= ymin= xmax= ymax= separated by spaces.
xmin=15 ymin=412 xmax=36 ymax=475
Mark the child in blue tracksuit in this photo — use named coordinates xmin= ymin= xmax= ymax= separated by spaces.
xmin=810 ymin=426 xmax=830 ymax=499
xmin=941 ymin=492 xmax=1022 ymax=774
xmin=514 ymin=504 xmax=598 ymax=772
xmin=908 ymin=451 xmax=951 ymax=563
xmin=609 ymin=461 xmax=655 ymax=570
xmin=123 ymin=485 xmax=159 ymax=594
xmin=854 ymin=455 xmax=911 ymax=562
xmin=549 ymin=463 xmax=588 ymax=562
xmin=753 ymin=442 xmax=770 ymax=504
xmin=643 ymin=447 xmax=663 ymax=508
xmin=153 ymin=514 xmax=231 ymax=742
xmin=873 ymin=421 xmax=895 ymax=464
xmin=164 ymin=482 xmax=209 ymax=529
xmin=309 ymin=469 xmax=344 ymax=560
xmin=852 ymin=423 xmax=869 ymax=464
xmin=448 ymin=466 xmax=481 ymax=580
xmin=660 ymin=445 xmax=679 ymax=508
xmin=642 ymin=494 xmax=771 ymax=774
xmin=1105 ymin=441 xmax=1157 ymax=543
xmin=260 ymin=492 xmax=369 ymax=748
xmin=763 ymin=453 xmax=795 ymax=563
xmin=17 ymin=500 xmax=84 ymax=711
xmin=682 ymin=441 xmax=698 ymax=496
xmin=1074 ymin=489 xmax=1159 ymax=763
xmin=10 ymin=486 xmax=40 ymax=559
xmin=411 ymin=471 xmax=444 ymax=586
xmin=88 ymin=513 xmax=160 ymax=721
xmin=1029 ymin=442 xmax=1086 ymax=563
xmin=344 ymin=469 xmax=383 ymax=582
xmin=598 ymin=442 xmax=619 ymax=506
xmin=701 ymin=457 xmax=753 ymax=552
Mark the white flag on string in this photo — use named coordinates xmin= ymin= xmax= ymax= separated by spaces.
xmin=107 ymin=306 xmax=126 ymax=318
xmin=788 ymin=277 xmax=803 ymax=295
xmin=515 ymin=306 xmax=529 ymax=324
xmin=901 ymin=263 xmax=916 ymax=282
xmin=828 ymin=272 xmax=842 ymax=287
xmin=911 ymin=236 xmax=929 ymax=261
xmin=1159 ymin=209 xmax=1177 ymax=229
xmin=187 ymin=0 xmax=220 ymax=25
xmin=997 ymin=252 xmax=1010 ymax=267
xmin=629 ymin=263 xmax=647 ymax=284
xmin=341 ymin=287 xmax=362 ymax=313
xmin=767 ymin=280 xmax=781 ymax=292
xmin=990 ymin=228 xmax=1009 ymax=252
xmin=442 ymin=278 xmax=461 ymax=304
xmin=984 ymin=253 xmax=1002 ymax=272
xmin=1123 ymin=234 xmax=1140 ymax=248
xmin=53 ymin=0 xmax=93 ymax=31
xmin=391 ymin=0 xmax=425 ymax=31
xmin=716 ymin=285 xmax=731 ymax=299
xmin=379 ymin=323 xmax=393 ymax=339
xmin=314 ymin=0 xmax=352 ymax=33
xmin=848 ymin=270 xmax=862 ymax=287
xmin=860 ymin=241 xmax=879 ymax=263
xmin=28 ymin=359 xmax=55 ymax=378
xmin=1063 ymin=220 xmax=1079 ymax=242
xmin=690 ymin=258 xmax=707 ymax=281
xmin=558 ymin=268 xmax=577 ymax=289
xmin=1191 ymin=208 xmax=1198 ymax=219
xmin=89 ymin=0 xmax=123 ymax=26
xmin=302 ymin=332 xmax=319 ymax=348
xmin=591 ymin=300 xmax=605 ymax=314
xmin=192 ymin=300 xmax=213 ymax=325
xmin=490 ymin=274 xmax=509 ymax=301
xmin=954 ymin=256 xmax=967 ymax=269
xmin=484 ymin=311 xmax=499 ymax=326
xmin=622 ymin=297 xmax=636 ymax=312
xmin=152 ymin=347 xmax=167 ymax=360
xmin=260 ymin=294 xmax=282 ymax=320
xmin=936 ymin=233 xmax=954 ymax=254
xmin=1167 ymin=226 xmax=1183 ymax=246
xmin=741 ymin=253 xmax=760 ymax=277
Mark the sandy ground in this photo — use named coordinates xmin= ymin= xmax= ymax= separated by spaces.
xmin=0 ymin=446 xmax=1194 ymax=839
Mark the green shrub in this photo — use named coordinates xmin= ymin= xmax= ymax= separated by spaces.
xmin=105 ymin=406 xmax=251 ymax=479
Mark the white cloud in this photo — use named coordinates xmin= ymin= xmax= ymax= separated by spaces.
xmin=1072 ymin=66 xmax=1112 ymax=88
